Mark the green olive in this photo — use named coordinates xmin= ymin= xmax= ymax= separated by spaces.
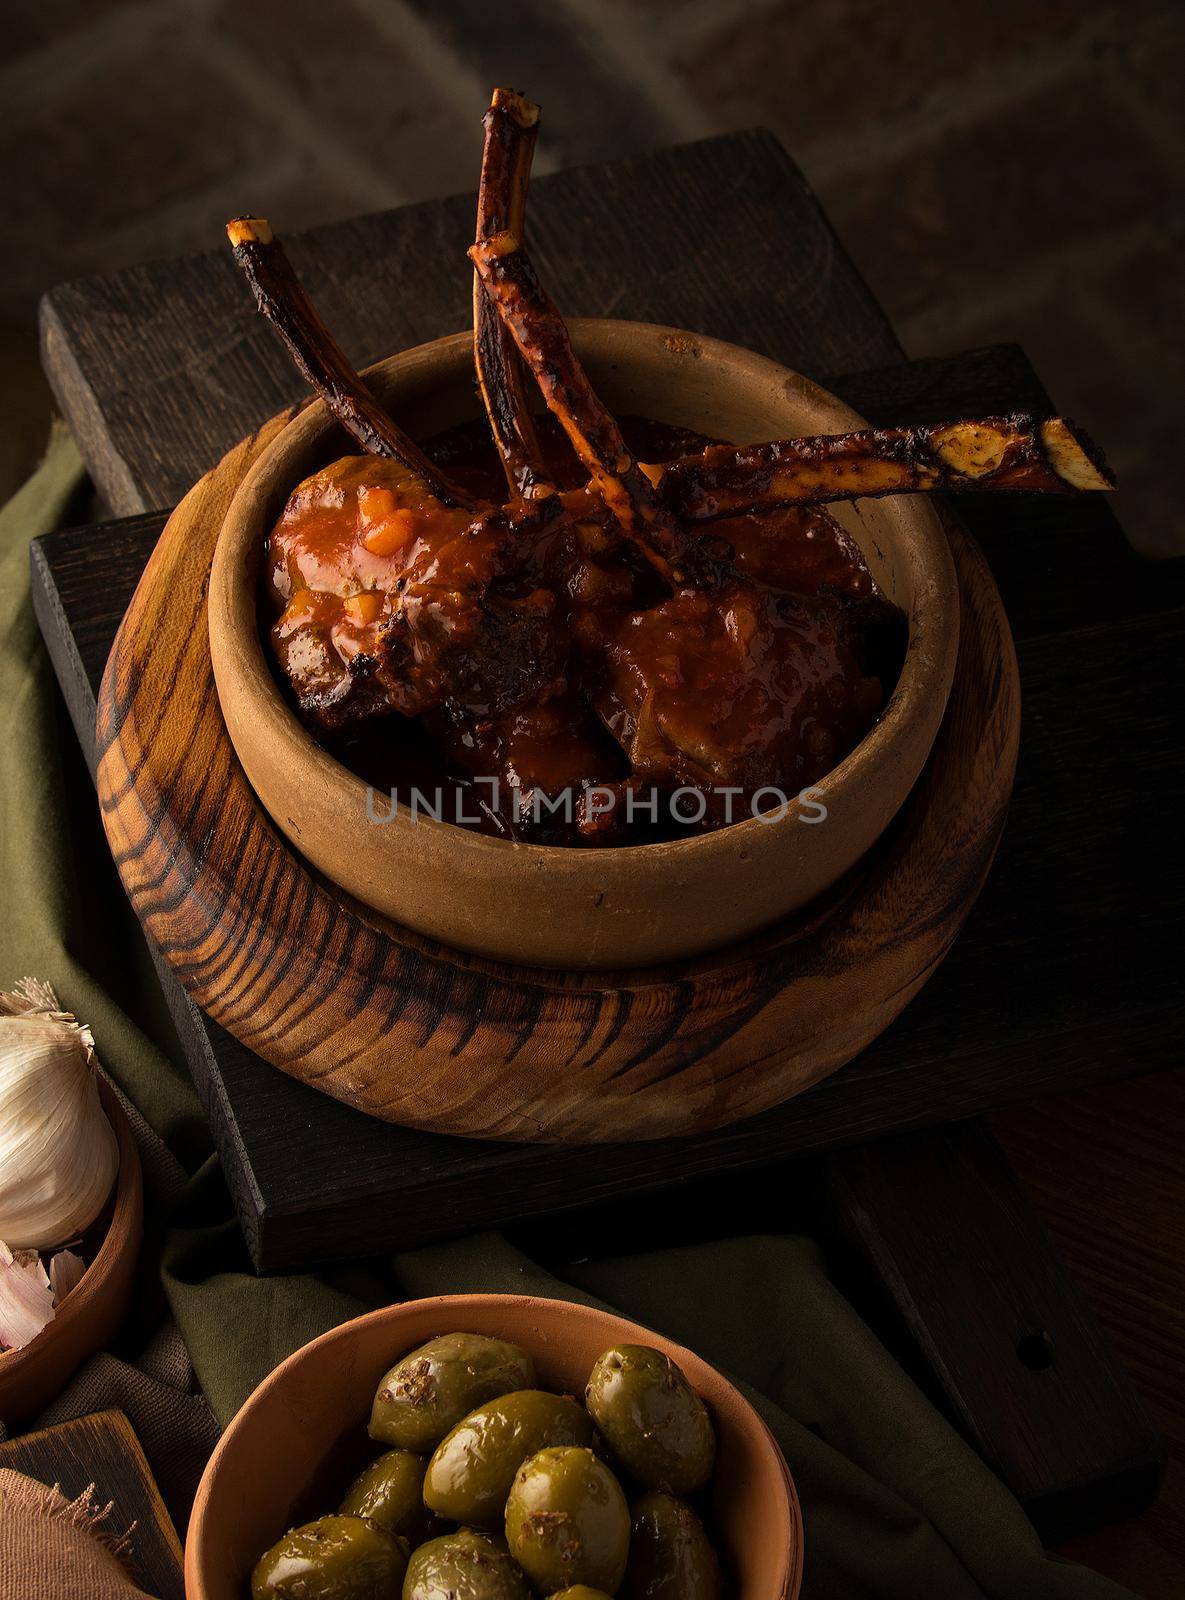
xmin=340 ymin=1448 xmax=434 ymax=1542
xmin=425 ymin=1389 xmax=595 ymax=1528
xmin=403 ymin=1528 xmax=531 ymax=1600
xmin=505 ymin=1446 xmax=630 ymax=1595
xmin=622 ymin=1492 xmax=723 ymax=1600
xmin=369 ymin=1332 xmax=535 ymax=1452
xmin=251 ymin=1514 xmax=407 ymax=1600
xmin=585 ymin=1345 xmax=715 ymax=1494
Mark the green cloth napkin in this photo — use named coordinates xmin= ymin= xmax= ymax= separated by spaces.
xmin=1 ymin=428 xmax=1138 ymax=1599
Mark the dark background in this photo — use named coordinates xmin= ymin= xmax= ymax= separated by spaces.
xmin=7 ymin=7 xmax=1185 ymax=1590
xmin=4 ymin=0 xmax=1182 ymax=541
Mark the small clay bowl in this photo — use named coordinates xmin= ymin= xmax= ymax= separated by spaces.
xmin=209 ymin=320 xmax=958 ymax=968
xmin=0 ymin=1080 xmax=143 ymax=1430
xmin=185 ymin=1292 xmax=802 ymax=1600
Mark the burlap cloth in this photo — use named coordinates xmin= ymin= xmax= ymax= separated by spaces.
xmin=0 ymin=1468 xmax=149 ymax=1598
xmin=0 ymin=427 xmax=1139 ymax=1599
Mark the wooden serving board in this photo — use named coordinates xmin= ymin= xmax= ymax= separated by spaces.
xmin=0 ymin=1410 xmax=184 ymax=1600
xmin=91 ymin=396 xmax=1016 ymax=1145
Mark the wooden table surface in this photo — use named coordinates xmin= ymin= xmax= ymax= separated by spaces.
xmin=34 ymin=129 xmax=1185 ymax=1589
xmin=995 ymin=1079 xmax=1185 ymax=1594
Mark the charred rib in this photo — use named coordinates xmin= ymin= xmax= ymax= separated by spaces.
xmin=227 ymin=216 xmax=479 ymax=511
xmin=469 ymin=230 xmax=689 ymax=581
xmin=473 ymin=90 xmax=550 ymax=500
xmin=655 ymin=414 xmax=1115 ymax=520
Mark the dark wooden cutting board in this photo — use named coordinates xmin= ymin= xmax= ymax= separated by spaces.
xmin=0 ymin=1411 xmax=183 ymax=1600
xmin=32 ymin=340 xmax=1184 ymax=1270
xmin=32 ymin=130 xmax=1179 ymax=1536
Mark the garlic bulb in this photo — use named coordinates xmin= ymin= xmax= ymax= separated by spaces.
xmin=0 ymin=979 xmax=119 ymax=1251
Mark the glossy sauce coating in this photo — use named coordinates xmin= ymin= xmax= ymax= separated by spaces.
xmin=585 ymin=581 xmax=883 ymax=805
xmin=264 ymin=415 xmax=902 ymax=843
xmin=268 ymin=456 xmax=560 ymax=728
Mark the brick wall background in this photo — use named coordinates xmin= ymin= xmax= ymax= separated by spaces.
xmin=3 ymin=0 xmax=1182 ymax=551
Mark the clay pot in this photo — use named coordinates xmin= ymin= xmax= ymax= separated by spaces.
xmin=186 ymin=1293 xmax=802 ymax=1600
xmin=209 ymin=320 xmax=958 ymax=968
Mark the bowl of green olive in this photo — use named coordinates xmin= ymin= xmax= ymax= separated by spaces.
xmin=185 ymin=1294 xmax=802 ymax=1600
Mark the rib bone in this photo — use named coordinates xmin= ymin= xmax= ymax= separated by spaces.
xmin=469 ymin=230 xmax=689 ymax=580
xmin=227 ymin=216 xmax=479 ymax=510
xmin=655 ymin=414 xmax=1115 ymax=520
xmin=473 ymin=90 xmax=550 ymax=500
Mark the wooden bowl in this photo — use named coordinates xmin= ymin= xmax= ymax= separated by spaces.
xmin=0 ymin=1081 xmax=143 ymax=1430
xmin=185 ymin=1293 xmax=803 ymax=1600
xmin=209 ymin=321 xmax=959 ymax=969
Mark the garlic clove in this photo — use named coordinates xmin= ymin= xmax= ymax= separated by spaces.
xmin=0 ymin=1239 xmax=56 ymax=1351
xmin=49 ymin=1247 xmax=87 ymax=1305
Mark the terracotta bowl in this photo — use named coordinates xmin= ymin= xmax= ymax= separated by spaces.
xmin=0 ymin=1081 xmax=143 ymax=1430
xmin=209 ymin=320 xmax=959 ymax=968
xmin=185 ymin=1293 xmax=803 ymax=1600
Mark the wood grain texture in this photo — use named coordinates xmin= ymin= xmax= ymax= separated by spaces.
xmin=31 ymin=395 xmax=1173 ymax=1541
xmin=91 ymin=389 xmax=1015 ymax=1141
xmin=39 ymin=131 xmax=900 ymax=517
xmin=0 ymin=1409 xmax=184 ymax=1600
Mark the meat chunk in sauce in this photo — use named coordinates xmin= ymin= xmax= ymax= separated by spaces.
xmin=582 ymin=581 xmax=885 ymax=815
xmin=263 ymin=418 xmax=903 ymax=844
xmin=268 ymin=456 xmax=567 ymax=729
